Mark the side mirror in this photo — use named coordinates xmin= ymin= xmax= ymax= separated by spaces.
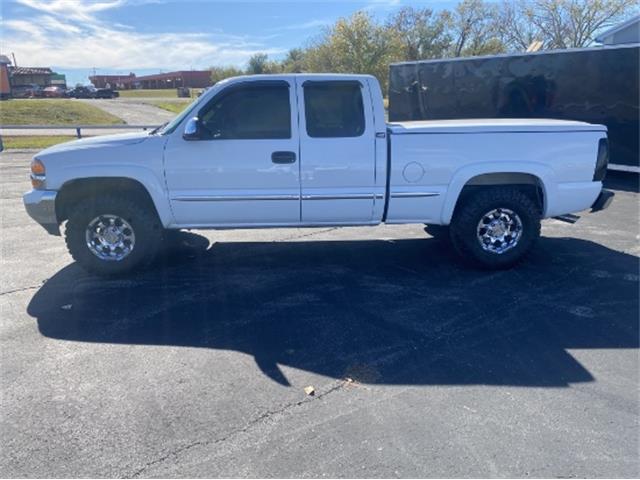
xmin=183 ymin=117 xmax=202 ymax=141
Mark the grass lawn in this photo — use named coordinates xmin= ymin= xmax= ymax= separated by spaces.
xmin=149 ymin=100 xmax=190 ymax=114
xmin=2 ymin=135 xmax=79 ymax=149
xmin=119 ymin=88 xmax=204 ymax=98
xmin=0 ymin=100 xmax=123 ymax=125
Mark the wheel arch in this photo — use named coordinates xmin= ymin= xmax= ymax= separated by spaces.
xmin=55 ymin=177 xmax=170 ymax=226
xmin=440 ymin=164 xmax=554 ymax=225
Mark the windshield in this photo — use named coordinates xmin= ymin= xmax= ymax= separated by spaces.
xmin=157 ymin=93 xmax=208 ymax=135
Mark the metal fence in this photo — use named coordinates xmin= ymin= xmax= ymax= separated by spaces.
xmin=0 ymin=124 xmax=161 ymax=138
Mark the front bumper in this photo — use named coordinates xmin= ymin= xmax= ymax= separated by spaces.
xmin=591 ymin=189 xmax=614 ymax=213
xmin=23 ymin=190 xmax=60 ymax=235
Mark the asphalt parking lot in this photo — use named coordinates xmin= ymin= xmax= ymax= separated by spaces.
xmin=1 ymin=151 xmax=638 ymax=478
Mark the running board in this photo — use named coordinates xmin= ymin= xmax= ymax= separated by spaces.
xmin=553 ymin=213 xmax=580 ymax=224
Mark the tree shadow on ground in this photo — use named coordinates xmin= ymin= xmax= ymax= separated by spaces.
xmin=29 ymin=232 xmax=639 ymax=387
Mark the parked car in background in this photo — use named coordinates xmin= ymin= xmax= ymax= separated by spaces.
xmin=11 ymin=84 xmax=43 ymax=98
xmin=67 ymin=86 xmax=119 ymax=99
xmin=94 ymin=88 xmax=119 ymax=99
xmin=67 ymin=86 xmax=96 ymax=99
xmin=42 ymin=86 xmax=68 ymax=98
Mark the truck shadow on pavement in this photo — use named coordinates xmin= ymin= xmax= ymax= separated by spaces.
xmin=28 ymin=234 xmax=639 ymax=387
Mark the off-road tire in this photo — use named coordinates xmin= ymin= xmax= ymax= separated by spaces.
xmin=65 ymin=195 xmax=161 ymax=275
xmin=449 ymin=186 xmax=541 ymax=269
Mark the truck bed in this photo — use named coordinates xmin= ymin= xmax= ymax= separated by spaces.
xmin=384 ymin=121 xmax=606 ymax=226
xmin=388 ymin=118 xmax=606 ymax=134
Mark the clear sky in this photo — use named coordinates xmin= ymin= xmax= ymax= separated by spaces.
xmin=1 ymin=0 xmax=457 ymax=85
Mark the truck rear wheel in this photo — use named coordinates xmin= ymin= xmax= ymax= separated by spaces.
xmin=449 ymin=186 xmax=541 ymax=269
xmin=65 ymin=195 xmax=161 ymax=275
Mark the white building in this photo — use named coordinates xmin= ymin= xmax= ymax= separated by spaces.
xmin=595 ymin=15 xmax=640 ymax=45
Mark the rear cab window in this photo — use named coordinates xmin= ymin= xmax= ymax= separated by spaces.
xmin=303 ymin=81 xmax=365 ymax=138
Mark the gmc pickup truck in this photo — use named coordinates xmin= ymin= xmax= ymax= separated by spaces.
xmin=23 ymin=74 xmax=613 ymax=275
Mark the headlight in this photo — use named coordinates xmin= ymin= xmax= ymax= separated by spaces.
xmin=30 ymin=158 xmax=46 ymax=189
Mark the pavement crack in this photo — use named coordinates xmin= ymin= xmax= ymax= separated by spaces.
xmin=129 ymin=379 xmax=347 ymax=478
xmin=277 ymin=227 xmax=339 ymax=242
xmin=0 ymin=283 xmax=44 ymax=296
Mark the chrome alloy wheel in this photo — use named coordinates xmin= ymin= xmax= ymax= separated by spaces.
xmin=476 ymin=208 xmax=523 ymax=254
xmin=85 ymin=214 xmax=136 ymax=261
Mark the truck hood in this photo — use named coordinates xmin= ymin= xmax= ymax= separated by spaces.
xmin=36 ymin=131 xmax=152 ymax=156
xmin=388 ymin=118 xmax=607 ymax=134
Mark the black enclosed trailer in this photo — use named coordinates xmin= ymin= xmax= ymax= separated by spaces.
xmin=388 ymin=45 xmax=639 ymax=171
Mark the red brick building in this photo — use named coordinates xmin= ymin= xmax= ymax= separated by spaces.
xmin=89 ymin=70 xmax=212 ymax=89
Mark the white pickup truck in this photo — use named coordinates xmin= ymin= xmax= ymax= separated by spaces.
xmin=23 ymin=74 xmax=613 ymax=275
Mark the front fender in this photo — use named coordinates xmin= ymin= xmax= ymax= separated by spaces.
xmin=440 ymin=162 xmax=556 ymax=224
xmin=52 ymin=165 xmax=173 ymax=227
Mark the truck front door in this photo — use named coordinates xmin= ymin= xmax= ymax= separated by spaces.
xmin=164 ymin=79 xmax=300 ymax=226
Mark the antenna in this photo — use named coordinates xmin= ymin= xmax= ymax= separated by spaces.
xmin=11 ymin=52 xmax=17 ymax=67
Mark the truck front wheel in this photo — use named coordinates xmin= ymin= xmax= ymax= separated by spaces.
xmin=65 ymin=195 xmax=161 ymax=275
xmin=449 ymin=186 xmax=541 ymax=269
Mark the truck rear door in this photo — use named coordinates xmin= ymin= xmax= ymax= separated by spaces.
xmin=296 ymin=79 xmax=378 ymax=223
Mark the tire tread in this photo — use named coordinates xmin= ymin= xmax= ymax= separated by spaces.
xmin=65 ymin=194 xmax=161 ymax=275
xmin=449 ymin=186 xmax=541 ymax=269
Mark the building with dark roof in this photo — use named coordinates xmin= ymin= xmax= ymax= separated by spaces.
xmin=0 ymin=59 xmax=67 ymax=96
xmin=89 ymin=70 xmax=212 ymax=89
xmin=9 ymin=66 xmax=54 ymax=87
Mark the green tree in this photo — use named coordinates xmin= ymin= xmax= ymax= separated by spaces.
xmin=209 ymin=65 xmax=244 ymax=84
xmin=302 ymin=38 xmax=335 ymax=73
xmin=386 ymin=6 xmax=452 ymax=61
xmin=304 ymin=12 xmax=399 ymax=91
xmin=264 ymin=59 xmax=284 ymax=74
xmin=246 ymin=53 xmax=269 ymax=74
xmin=281 ymin=48 xmax=306 ymax=73
xmin=245 ymin=53 xmax=283 ymax=74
